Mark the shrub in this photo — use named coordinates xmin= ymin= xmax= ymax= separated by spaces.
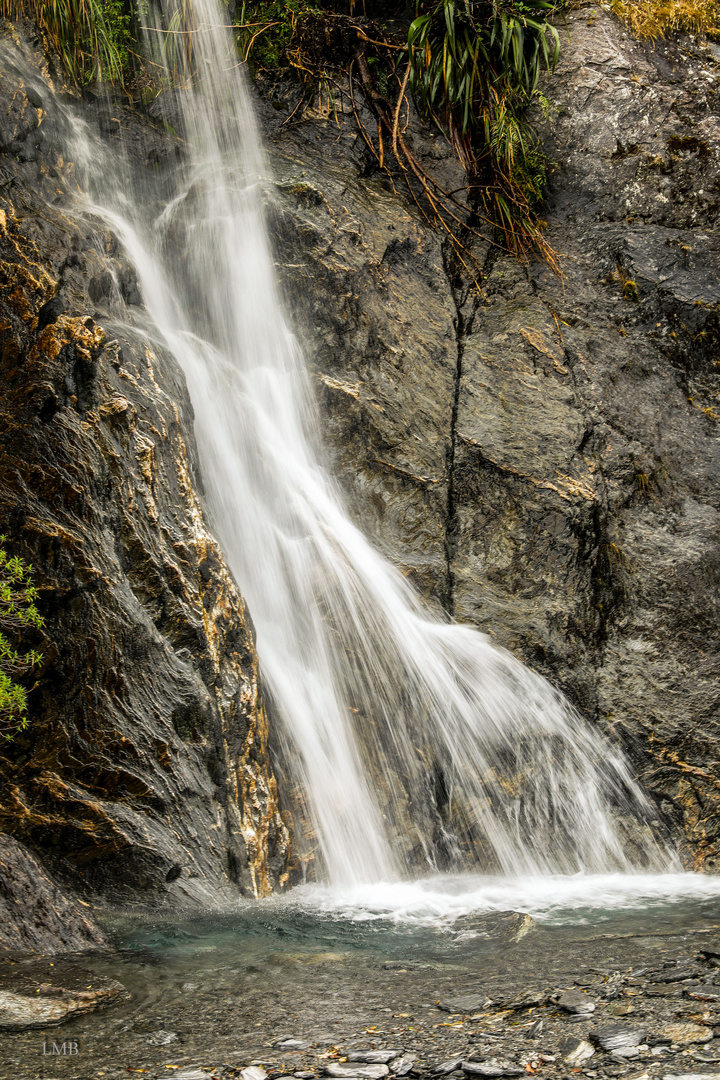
xmin=0 ymin=0 xmax=130 ymax=83
xmin=0 ymin=536 xmax=44 ymax=741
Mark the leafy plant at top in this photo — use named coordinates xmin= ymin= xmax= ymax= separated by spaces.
xmin=237 ymin=1 xmax=563 ymax=275
xmin=408 ymin=0 xmax=560 ymax=262
xmin=0 ymin=536 xmax=44 ymax=741
xmin=0 ymin=0 xmax=130 ymax=83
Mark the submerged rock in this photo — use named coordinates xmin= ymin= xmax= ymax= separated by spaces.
xmin=0 ymin=962 xmax=127 ymax=1030
xmin=451 ymin=912 xmax=536 ymax=944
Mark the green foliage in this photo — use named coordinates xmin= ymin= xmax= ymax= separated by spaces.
xmin=408 ymin=0 xmax=560 ymax=134
xmin=0 ymin=536 xmax=44 ymax=741
xmin=1 ymin=0 xmax=131 ymax=82
xmin=235 ymin=0 xmax=305 ymax=71
xmin=407 ymin=0 xmax=560 ymax=261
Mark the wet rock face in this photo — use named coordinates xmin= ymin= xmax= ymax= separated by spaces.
xmin=0 ymin=36 xmax=291 ymax=901
xmin=260 ymin=10 xmax=720 ymax=865
xmin=0 ymin=834 xmax=108 ymax=954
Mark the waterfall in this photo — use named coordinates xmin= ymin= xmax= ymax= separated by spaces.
xmin=27 ymin=0 xmax=677 ymax=887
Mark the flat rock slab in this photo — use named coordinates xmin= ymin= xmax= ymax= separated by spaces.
xmin=556 ymin=990 xmax=596 ymax=1015
xmin=0 ymin=955 xmax=127 ymax=1031
xmin=438 ymin=994 xmax=489 ymax=1014
xmin=662 ymin=1024 xmax=714 ymax=1045
xmin=451 ymin=911 xmax=535 ymax=944
xmin=323 ymin=1066 xmax=389 ymax=1079
xmin=348 ymin=1053 xmax=402 ymax=1064
xmin=593 ymin=1024 xmax=644 ymax=1050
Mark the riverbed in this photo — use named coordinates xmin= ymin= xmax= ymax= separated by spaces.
xmin=3 ymin=873 xmax=720 ymax=1080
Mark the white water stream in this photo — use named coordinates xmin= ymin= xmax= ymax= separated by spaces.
xmin=23 ymin=2 xmax=688 ymax=890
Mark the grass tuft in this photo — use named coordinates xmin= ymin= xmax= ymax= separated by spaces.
xmin=611 ymin=0 xmax=719 ymax=40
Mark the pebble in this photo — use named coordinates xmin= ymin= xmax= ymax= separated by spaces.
xmin=594 ymin=1025 xmax=644 ymax=1051
xmin=661 ymin=1025 xmax=714 ymax=1045
xmin=171 ymin=1071 xmax=214 ymax=1080
xmin=687 ymin=988 xmax=720 ymax=1002
xmin=323 ymin=1065 xmax=390 ymax=1079
xmin=557 ymin=990 xmax=596 ymax=1015
xmin=242 ymin=1068 xmax=269 ymax=1080
xmin=431 ymin=1058 xmax=465 ymax=1075
xmin=390 ymin=1055 xmax=417 ymax=1076
xmin=438 ymin=995 xmax=489 ymax=1014
xmin=462 ymin=1060 xmax=524 ymax=1077
xmin=461 ymin=1064 xmax=505 ymax=1078
xmin=348 ymin=1052 xmax=402 ymax=1064
xmin=664 ymin=1075 xmax=720 ymax=1080
xmin=562 ymin=1040 xmax=595 ymax=1066
xmin=275 ymin=1039 xmax=312 ymax=1049
xmin=652 ymin=969 xmax=699 ymax=984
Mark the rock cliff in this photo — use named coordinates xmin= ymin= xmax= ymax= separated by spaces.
xmin=0 ymin=29 xmax=292 ymax=903
xmin=260 ymin=8 xmax=720 ymax=867
xmin=0 ymin=3 xmax=718 ymax=908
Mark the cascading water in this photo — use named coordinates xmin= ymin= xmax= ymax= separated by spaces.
xmin=20 ymin=1 xmax=679 ymax=888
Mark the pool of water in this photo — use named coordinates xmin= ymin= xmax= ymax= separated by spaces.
xmin=4 ymin=872 xmax=720 ymax=1080
xmin=104 ymin=871 xmax=720 ymax=968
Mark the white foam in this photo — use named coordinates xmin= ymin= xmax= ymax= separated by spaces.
xmin=285 ymin=872 xmax=720 ymax=926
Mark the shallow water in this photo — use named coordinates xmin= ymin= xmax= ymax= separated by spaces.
xmin=4 ymin=874 xmax=720 ymax=1080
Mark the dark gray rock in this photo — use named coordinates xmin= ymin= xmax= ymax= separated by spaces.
xmin=348 ymin=1054 xmax=402 ymax=1065
xmin=556 ymin=989 xmax=597 ymax=1015
xmin=0 ymin=833 xmax=108 ymax=954
xmin=0 ymin=36 xmax=293 ymax=903
xmin=260 ymin=6 xmax=720 ymax=869
xmin=593 ymin=1025 xmax=645 ymax=1051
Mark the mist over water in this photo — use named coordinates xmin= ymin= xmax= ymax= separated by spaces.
xmin=13 ymin=0 xmax=698 ymax=894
